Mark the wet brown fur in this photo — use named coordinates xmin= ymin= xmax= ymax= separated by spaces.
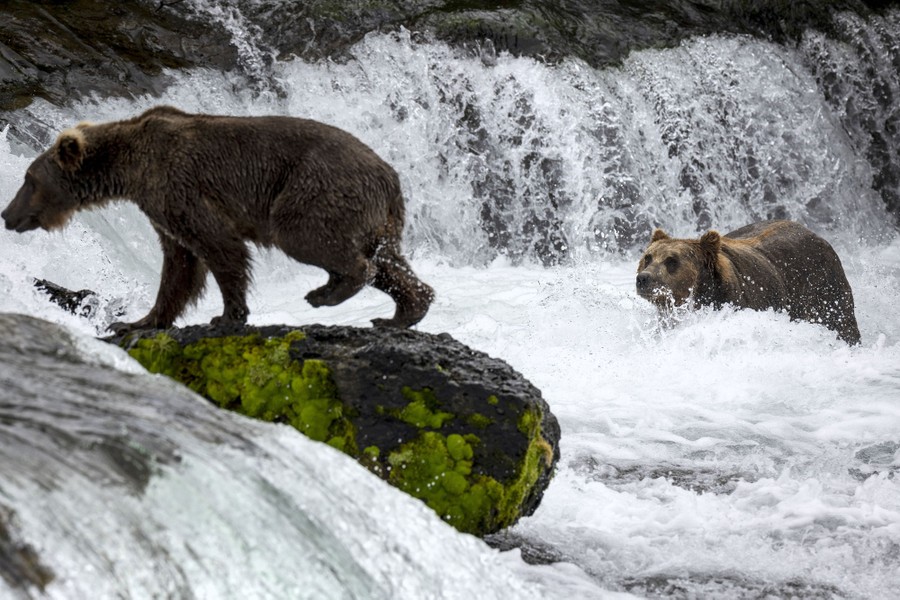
xmin=636 ymin=220 xmax=861 ymax=345
xmin=2 ymin=106 xmax=434 ymax=332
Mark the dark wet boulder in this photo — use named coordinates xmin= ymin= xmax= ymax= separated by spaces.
xmin=0 ymin=0 xmax=236 ymax=147
xmin=222 ymin=0 xmax=895 ymax=69
xmin=108 ymin=323 xmax=560 ymax=536
xmin=2 ymin=0 xmax=890 ymax=122
xmin=0 ymin=0 xmax=236 ymax=105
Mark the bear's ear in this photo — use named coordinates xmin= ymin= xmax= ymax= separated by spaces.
xmin=699 ymin=230 xmax=721 ymax=254
xmin=54 ymin=129 xmax=86 ymax=171
xmin=651 ymin=228 xmax=669 ymax=243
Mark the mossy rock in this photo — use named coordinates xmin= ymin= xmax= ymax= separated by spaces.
xmin=109 ymin=324 xmax=560 ymax=537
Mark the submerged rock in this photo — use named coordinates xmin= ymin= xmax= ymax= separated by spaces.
xmin=0 ymin=506 xmax=53 ymax=594
xmin=109 ymin=323 xmax=560 ymax=537
xmin=33 ymin=278 xmax=98 ymax=318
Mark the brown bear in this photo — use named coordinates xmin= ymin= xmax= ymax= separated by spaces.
xmin=2 ymin=106 xmax=434 ymax=332
xmin=635 ymin=220 xmax=861 ymax=345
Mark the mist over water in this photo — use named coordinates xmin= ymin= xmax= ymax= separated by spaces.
xmin=2 ymin=7 xmax=900 ymax=599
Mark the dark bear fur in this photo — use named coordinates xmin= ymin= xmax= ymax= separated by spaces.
xmin=2 ymin=106 xmax=434 ymax=332
xmin=636 ymin=220 xmax=861 ymax=345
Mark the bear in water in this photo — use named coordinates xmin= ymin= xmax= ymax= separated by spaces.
xmin=2 ymin=106 xmax=434 ymax=332
xmin=635 ymin=220 xmax=860 ymax=345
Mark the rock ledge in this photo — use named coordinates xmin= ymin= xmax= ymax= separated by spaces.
xmin=110 ymin=323 xmax=560 ymax=536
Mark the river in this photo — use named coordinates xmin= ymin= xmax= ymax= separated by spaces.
xmin=1 ymin=6 xmax=899 ymax=599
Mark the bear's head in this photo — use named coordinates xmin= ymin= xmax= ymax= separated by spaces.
xmin=636 ymin=228 xmax=722 ymax=309
xmin=2 ymin=127 xmax=88 ymax=233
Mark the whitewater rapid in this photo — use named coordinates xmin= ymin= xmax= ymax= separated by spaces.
xmin=2 ymin=22 xmax=900 ymax=599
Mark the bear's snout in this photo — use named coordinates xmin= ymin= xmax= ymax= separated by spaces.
xmin=636 ymin=272 xmax=652 ymax=294
xmin=1 ymin=205 xmax=14 ymax=230
xmin=636 ymin=271 xmax=674 ymax=305
xmin=2 ymin=203 xmax=39 ymax=232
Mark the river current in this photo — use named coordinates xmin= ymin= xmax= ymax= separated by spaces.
xmin=2 ymin=8 xmax=900 ymax=599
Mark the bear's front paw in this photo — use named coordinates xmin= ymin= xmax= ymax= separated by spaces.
xmin=108 ymin=321 xmax=136 ymax=336
xmin=108 ymin=319 xmax=157 ymax=336
xmin=208 ymin=315 xmax=248 ymax=333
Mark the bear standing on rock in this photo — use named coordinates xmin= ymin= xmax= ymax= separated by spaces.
xmin=636 ymin=220 xmax=861 ymax=345
xmin=2 ymin=106 xmax=434 ymax=332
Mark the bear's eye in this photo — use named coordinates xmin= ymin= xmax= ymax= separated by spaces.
xmin=664 ymin=256 xmax=679 ymax=274
xmin=642 ymin=255 xmax=653 ymax=268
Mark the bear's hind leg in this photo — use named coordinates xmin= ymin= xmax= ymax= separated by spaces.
xmin=370 ymin=246 xmax=434 ymax=328
xmin=304 ymin=257 xmax=375 ymax=308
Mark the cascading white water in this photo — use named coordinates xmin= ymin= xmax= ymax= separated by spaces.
xmin=2 ymin=6 xmax=900 ymax=599
xmin=263 ymin=27 xmax=896 ymax=261
xmin=0 ymin=315 xmax=545 ymax=600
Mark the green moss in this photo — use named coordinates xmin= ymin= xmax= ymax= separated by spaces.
xmin=446 ymin=433 xmax=472 ymax=461
xmin=510 ymin=405 xmax=555 ymax=511
xmin=387 ymin=431 xmax=503 ymax=531
xmin=397 ymin=386 xmax=454 ymax=429
xmin=518 ymin=405 xmax=537 ymax=435
xmin=466 ymin=413 xmax=493 ymax=429
xmin=358 ymin=445 xmax=383 ymax=476
xmin=127 ymin=331 xmax=356 ymax=453
xmin=487 ymin=395 xmax=499 ymax=406
xmin=385 ymin=416 xmax=552 ymax=533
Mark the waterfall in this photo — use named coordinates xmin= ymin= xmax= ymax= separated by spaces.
xmin=139 ymin=4 xmax=900 ymax=264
